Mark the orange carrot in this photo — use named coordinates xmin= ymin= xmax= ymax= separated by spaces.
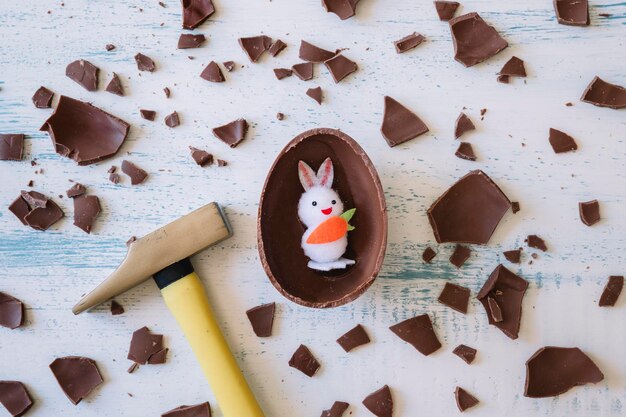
xmin=306 ymin=216 xmax=348 ymax=244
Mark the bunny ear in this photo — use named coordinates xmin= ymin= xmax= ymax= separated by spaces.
xmin=298 ymin=161 xmax=317 ymax=191
xmin=316 ymin=157 xmax=334 ymax=188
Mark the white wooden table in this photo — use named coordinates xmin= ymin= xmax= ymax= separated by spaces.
xmin=1 ymin=0 xmax=625 ymax=416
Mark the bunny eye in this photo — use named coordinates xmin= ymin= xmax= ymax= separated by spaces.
xmin=312 ymin=201 xmax=317 ymax=206
xmin=331 ymin=200 xmax=337 ymax=205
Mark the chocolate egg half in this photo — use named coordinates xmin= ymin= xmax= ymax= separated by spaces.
xmin=258 ymin=128 xmax=387 ymax=308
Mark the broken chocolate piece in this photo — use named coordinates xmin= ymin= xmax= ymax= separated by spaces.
xmin=269 ymin=39 xmax=287 ymax=57
xmin=511 ymin=201 xmax=520 ymax=213
xmin=135 ymin=53 xmax=156 ymax=72
xmin=32 ymin=86 xmax=54 ymax=108
xmin=497 ymin=74 xmax=510 ymax=84
xmin=21 ymin=190 xmax=48 ymax=208
xmin=438 ymin=282 xmax=470 ymax=313
xmin=454 ymin=112 xmax=475 ymax=139
xmin=306 ymin=87 xmax=323 ymax=104
xmin=128 ymin=326 xmax=165 ymax=364
xmin=127 ymin=363 xmax=138 ymax=374
xmin=73 ymin=195 xmax=100 ymax=233
xmin=121 ymin=160 xmax=148 ymax=185
xmin=66 ymin=183 xmax=86 ymax=198
xmin=455 ymin=142 xmax=476 ymax=161
xmin=105 ymin=73 xmax=124 ymax=96
xmin=147 ymin=348 xmax=168 ymax=364
xmin=325 ymin=54 xmax=357 ymax=83
xmin=499 ymin=56 xmax=526 ymax=79
xmin=580 ymin=76 xmax=626 ymax=109
xmin=292 ymin=62 xmax=314 ymax=81
xmin=109 ymin=173 xmax=120 ymax=184
xmin=320 ymin=401 xmax=349 ymax=417
xmin=394 ymin=32 xmax=425 ymax=53
xmin=452 ymin=344 xmax=477 ymax=364
xmin=449 ymin=12 xmax=508 ymax=67
xmin=189 ymin=146 xmax=213 ymax=166
xmin=337 ymin=324 xmax=370 ymax=352
xmin=212 ymin=119 xmax=248 ymax=148
xmin=389 ymin=314 xmax=441 ymax=356
xmin=477 ymin=264 xmax=529 ymax=339
xmin=140 ymin=109 xmax=156 ymax=121
xmin=322 ymin=0 xmax=360 ymax=20
xmin=165 ymin=111 xmax=180 ymax=128
xmin=66 ymin=60 xmax=99 ymax=91
xmin=455 ymin=387 xmax=479 ymax=412
xmin=105 ymin=44 xmax=115 ymax=51
xmin=579 ymin=200 xmax=600 ymax=226
xmin=449 ymin=244 xmax=471 ymax=268
xmin=276 ymin=112 xmax=285 ymax=120
xmin=0 ymin=134 xmax=24 ymax=161
xmin=487 ymin=296 xmax=503 ymax=322
xmin=381 ymin=96 xmax=429 ymax=147
xmin=526 ymin=235 xmax=547 ymax=251
xmin=163 ymin=87 xmax=171 ymax=98
xmin=0 ymin=292 xmax=23 ymax=329
xmin=23 ymin=197 xmax=64 ymax=231
xmin=8 ymin=197 xmax=30 ymax=225
xmin=110 ymin=300 xmax=124 ymax=315
xmin=182 ymin=0 xmax=215 ymax=29
xmin=49 ymin=357 xmax=103 ymax=405
xmin=177 ymin=34 xmax=206 ymax=49
xmin=288 ymin=344 xmax=320 ymax=377
xmin=217 ymin=159 xmax=227 ymax=167
xmin=238 ymin=36 xmax=272 ymax=63
xmin=554 ymin=0 xmax=589 ymax=26
xmin=245 ymin=302 xmax=275 ymax=337
xmin=428 ymin=170 xmax=511 ymax=244
xmin=40 ymin=95 xmax=129 ymax=165
xmin=525 ymin=346 xmax=604 ymax=397
xmin=422 ymin=247 xmax=436 ymax=263
xmin=434 ymin=1 xmax=459 ymax=20
xmin=503 ymin=249 xmax=521 ymax=263
xmin=362 ymin=385 xmax=393 ymax=417
xmin=299 ymin=40 xmax=336 ymax=63
xmin=223 ymin=61 xmax=235 ymax=72
xmin=200 ymin=61 xmax=225 ymax=82
xmin=162 ymin=402 xmax=211 ymax=417
xmin=549 ymin=128 xmax=577 ymax=153
xmin=274 ymin=68 xmax=293 ymax=80
xmin=599 ymin=276 xmax=623 ymax=307
xmin=0 ymin=381 xmax=33 ymax=417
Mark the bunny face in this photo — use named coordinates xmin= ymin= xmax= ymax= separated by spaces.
xmin=297 ymin=158 xmax=345 ymax=228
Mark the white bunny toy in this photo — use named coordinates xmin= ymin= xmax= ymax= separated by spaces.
xmin=298 ymin=157 xmax=356 ymax=272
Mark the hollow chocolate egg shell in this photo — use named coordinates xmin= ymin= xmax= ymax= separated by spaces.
xmin=258 ymin=128 xmax=387 ymax=308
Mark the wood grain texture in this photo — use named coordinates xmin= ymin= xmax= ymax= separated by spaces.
xmin=0 ymin=0 xmax=625 ymax=416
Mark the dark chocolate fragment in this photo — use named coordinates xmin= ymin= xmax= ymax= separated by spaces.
xmin=66 ymin=60 xmax=99 ymax=91
xmin=487 ymin=296 xmax=503 ymax=322
xmin=455 ymin=387 xmax=479 ymax=412
xmin=336 ymin=324 xmax=370 ymax=352
xmin=579 ymin=200 xmax=600 ymax=226
xmin=162 ymin=402 xmax=211 ymax=417
xmin=127 ymin=326 xmax=165 ymax=364
xmin=325 ymin=54 xmax=357 ymax=83
xmin=140 ymin=109 xmax=156 ymax=121
xmin=181 ymin=0 xmax=215 ymax=29
xmin=177 ymin=34 xmax=206 ymax=49
xmin=223 ymin=61 xmax=235 ymax=72
xmin=110 ymin=300 xmax=124 ymax=315
xmin=434 ymin=1 xmax=459 ymax=20
xmin=0 ymin=292 xmax=23 ymax=329
xmin=32 ymin=86 xmax=54 ymax=108
xmin=269 ymin=39 xmax=287 ymax=57
xmin=165 ymin=111 xmax=180 ymax=128
xmin=49 ymin=357 xmax=103 ymax=405
xmin=217 ymin=159 xmax=227 ymax=167
xmin=134 ymin=53 xmax=156 ymax=72
xmin=449 ymin=12 xmax=508 ymax=67
xmin=454 ymin=112 xmax=475 ymax=139
xmin=306 ymin=87 xmax=323 ymax=104
xmin=581 ymin=76 xmax=626 ymax=109
xmin=438 ymin=282 xmax=470 ymax=313
xmin=200 ymin=61 xmax=225 ymax=82
xmin=497 ymin=74 xmax=510 ymax=84
xmin=452 ymin=344 xmax=477 ymax=364
xmin=8 ymin=197 xmax=30 ymax=225
xmin=108 ymin=165 xmax=116 ymax=173
xmin=23 ymin=198 xmax=64 ymax=231
xmin=21 ymin=190 xmax=47 ymax=208
xmin=0 ymin=381 xmax=33 ymax=417
xmin=292 ymin=62 xmax=314 ymax=81
xmin=189 ymin=146 xmax=213 ymax=167
xmin=245 ymin=302 xmax=275 ymax=337
xmin=503 ymin=249 xmax=521 ymax=263
xmin=299 ymin=40 xmax=336 ymax=63
xmin=455 ymin=142 xmax=477 ymax=161
xmin=73 ymin=195 xmax=100 ymax=233
xmin=599 ymin=276 xmax=623 ymax=307
xmin=499 ymin=56 xmax=526 ymax=79
xmin=147 ymin=348 xmax=168 ymax=364
xmin=127 ymin=363 xmax=138 ymax=374
xmin=362 ymin=385 xmax=393 ymax=417
xmin=276 ymin=112 xmax=285 ymax=120
xmin=422 ymin=246 xmax=437 ymax=263
xmin=121 ymin=160 xmax=148 ymax=185
xmin=477 ymin=264 xmax=529 ymax=339
xmin=449 ymin=244 xmax=471 ymax=268
xmin=105 ymin=44 xmax=115 ymax=51
xmin=389 ymin=314 xmax=441 ymax=356
xmin=212 ymin=119 xmax=248 ymax=148
xmin=105 ymin=73 xmax=124 ymax=96
xmin=549 ymin=128 xmax=577 ymax=153
xmin=320 ymin=401 xmax=349 ymax=417
xmin=511 ymin=201 xmax=520 ymax=213
xmin=288 ymin=344 xmax=320 ymax=377
xmin=381 ymin=96 xmax=429 ymax=147
xmin=66 ymin=183 xmax=86 ymax=198
xmin=394 ymin=32 xmax=425 ymax=53
xmin=526 ymin=235 xmax=547 ymax=251
xmin=238 ymin=36 xmax=272 ymax=63
xmin=322 ymin=0 xmax=360 ymax=20
xmin=0 ymin=134 xmax=24 ymax=161
xmin=525 ymin=347 xmax=604 ymax=397
xmin=164 ymin=87 xmax=171 ymax=98
xmin=40 ymin=95 xmax=129 ymax=165
xmin=274 ymin=68 xmax=293 ymax=80
xmin=109 ymin=173 xmax=120 ymax=184
xmin=554 ymin=0 xmax=589 ymax=26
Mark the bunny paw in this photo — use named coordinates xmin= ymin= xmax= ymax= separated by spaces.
xmin=308 ymin=258 xmax=355 ymax=271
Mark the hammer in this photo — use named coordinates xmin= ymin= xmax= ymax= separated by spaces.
xmin=73 ymin=202 xmax=265 ymax=417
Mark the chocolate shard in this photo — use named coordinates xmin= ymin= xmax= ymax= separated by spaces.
xmin=21 ymin=190 xmax=47 ymax=208
xmin=499 ymin=56 xmax=526 ymax=78
xmin=245 ymin=302 xmax=275 ymax=337
xmin=147 ymin=348 xmax=168 ymax=364
xmin=428 ymin=170 xmax=511 ymax=244
xmin=105 ymin=73 xmax=124 ymax=96
xmin=0 ymin=134 xmax=24 ymax=161
xmin=511 ymin=201 xmax=520 ymax=213
xmin=320 ymin=401 xmax=349 ymax=417
xmin=449 ymin=12 xmax=508 ymax=67
xmin=23 ymin=196 xmax=64 ymax=231
xmin=134 ymin=53 xmax=156 ymax=72
xmin=66 ymin=183 xmax=86 ymax=198
xmin=422 ymin=246 xmax=437 ymax=263
xmin=105 ymin=44 xmax=115 ymax=51
xmin=525 ymin=347 xmax=604 ymax=397
xmin=0 ymin=381 xmax=33 ymax=417
xmin=322 ymin=0 xmax=360 ymax=20
xmin=110 ymin=300 xmax=125 ymax=315
xmin=181 ymin=0 xmax=215 ymax=29
xmin=49 ymin=357 xmax=103 ymax=405
xmin=73 ymin=195 xmax=100 ymax=233
xmin=165 ymin=111 xmax=181 ymax=128
xmin=449 ymin=244 xmax=471 ymax=268
xmin=212 ymin=119 xmax=248 ymax=148
xmin=549 ymin=128 xmax=577 ymax=153
xmin=274 ymin=68 xmax=293 ymax=80
xmin=269 ymin=39 xmax=287 ymax=57
xmin=121 ymin=160 xmax=148 ymax=185
xmin=454 ymin=112 xmax=475 ymax=139
xmin=66 ymin=60 xmax=99 ymax=91
xmin=455 ymin=142 xmax=477 ymax=161
xmin=394 ymin=32 xmax=425 ymax=53
xmin=8 ymin=197 xmax=30 ymax=225
xmin=140 ymin=109 xmax=156 ymax=121
xmin=497 ymin=74 xmax=510 ymax=84
xmin=32 ymin=86 xmax=54 ymax=108
xmin=324 ymin=54 xmax=357 ymax=83
xmin=0 ymin=292 xmax=23 ymax=329
xmin=109 ymin=173 xmax=120 ymax=184
xmin=362 ymin=385 xmax=393 ymax=417
xmin=162 ymin=402 xmax=211 ymax=417
xmin=299 ymin=40 xmax=336 ymax=63
xmin=127 ymin=326 xmax=165 ymax=364
xmin=503 ymin=249 xmax=521 ymax=263
xmin=40 ymin=95 xmax=129 ymax=165
xmin=554 ymin=0 xmax=589 ymax=26
xmin=238 ymin=36 xmax=272 ymax=63
xmin=477 ymin=264 xmax=529 ymax=339
xmin=434 ymin=1 xmax=460 ymax=20
xmin=223 ymin=61 xmax=235 ymax=72
xmin=288 ymin=344 xmax=320 ymax=377
xmin=579 ymin=200 xmax=600 ymax=226
xmin=599 ymin=276 xmax=623 ymax=307
xmin=276 ymin=112 xmax=285 ymax=120
xmin=200 ymin=61 xmax=225 ymax=82
xmin=164 ymin=87 xmax=171 ymax=98
xmin=452 ymin=344 xmax=477 ymax=364
xmin=381 ymin=96 xmax=429 ymax=147
xmin=389 ymin=314 xmax=441 ymax=356
xmin=438 ymin=282 xmax=470 ymax=313
xmin=526 ymin=235 xmax=547 ymax=251
xmin=580 ymin=76 xmax=626 ymax=109
xmin=177 ymin=34 xmax=206 ymax=49
xmin=336 ymin=324 xmax=370 ymax=352
xmin=306 ymin=87 xmax=323 ymax=104
xmin=487 ymin=296 xmax=503 ymax=322
xmin=455 ymin=387 xmax=479 ymax=412
xmin=292 ymin=62 xmax=314 ymax=81
xmin=217 ymin=159 xmax=227 ymax=167
xmin=189 ymin=146 xmax=213 ymax=167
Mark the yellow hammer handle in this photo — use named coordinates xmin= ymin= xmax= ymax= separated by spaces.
xmin=160 ymin=272 xmax=265 ymax=417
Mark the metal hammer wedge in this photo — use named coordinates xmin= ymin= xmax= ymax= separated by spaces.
xmin=73 ymin=202 xmax=265 ymax=417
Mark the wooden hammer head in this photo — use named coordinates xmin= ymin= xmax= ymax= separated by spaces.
xmin=72 ymin=202 xmax=232 ymax=314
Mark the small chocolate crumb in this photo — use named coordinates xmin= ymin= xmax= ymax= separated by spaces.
xmin=269 ymin=39 xmax=287 ymax=57
xmin=320 ymin=401 xmax=349 ymax=417
xmin=163 ymin=87 xmax=171 ymax=98
xmin=105 ymin=44 xmax=116 ymax=51
xmin=109 ymin=173 xmax=120 ymax=184
xmin=422 ymin=246 xmax=437 ymax=263
xmin=276 ymin=112 xmax=285 ymax=120
xmin=121 ymin=160 xmax=148 ymax=185
xmin=32 ymin=86 xmax=54 ymax=108
xmin=455 ymin=142 xmax=477 ymax=161
xmin=511 ymin=201 xmax=520 ymax=213
xmin=526 ymin=235 xmax=547 ymax=251
xmin=189 ymin=147 xmax=213 ymax=166
xmin=140 ymin=109 xmax=156 ymax=121
xmin=274 ymin=68 xmax=293 ymax=80
xmin=162 ymin=402 xmax=211 ymax=417
xmin=66 ymin=183 xmax=86 ymax=198
xmin=223 ymin=61 xmax=235 ymax=72
xmin=503 ymin=249 xmax=521 ymax=263
xmin=105 ymin=72 xmax=124 ymax=96
xmin=178 ymin=34 xmax=206 ymax=49
xmin=165 ymin=111 xmax=180 ymax=128
xmin=111 ymin=300 xmax=125 ymax=315
xmin=394 ymin=32 xmax=425 ymax=53
xmin=217 ymin=159 xmax=227 ymax=167
xmin=454 ymin=112 xmax=475 ymax=139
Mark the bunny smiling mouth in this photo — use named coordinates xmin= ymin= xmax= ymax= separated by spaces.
xmin=321 ymin=207 xmax=333 ymax=215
